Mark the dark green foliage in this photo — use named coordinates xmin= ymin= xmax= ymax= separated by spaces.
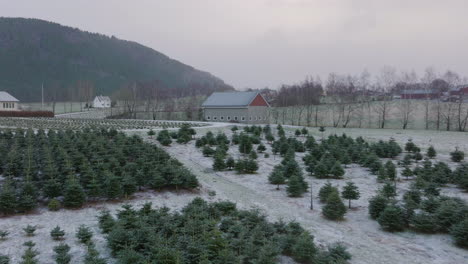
xmin=76 ymin=225 xmax=93 ymax=244
xmin=318 ymin=182 xmax=337 ymax=203
xmin=268 ymin=169 xmax=286 ymax=190
xmin=0 ymin=181 xmax=17 ymax=215
xmin=238 ymin=133 xmax=253 ymax=154
xmin=0 ymin=230 xmax=9 ymax=240
xmin=377 ymin=205 xmax=406 ymax=232
xmin=157 ymin=130 xmax=172 ymax=146
xmin=234 ymin=159 xmax=258 ymax=174
xmin=450 ymin=148 xmax=465 ymax=162
xmin=384 ymin=161 xmax=396 ymax=181
xmin=225 ymin=157 xmax=235 ymax=170
xmin=99 ymin=199 xmax=348 ymax=264
xmin=48 ymin=199 xmax=61 ymax=211
xmin=450 ymin=219 xmax=468 ymax=248
xmin=410 ymin=212 xmax=438 ymax=233
xmin=23 ymin=225 xmax=37 ymax=237
xmin=287 ymin=174 xmax=308 ymax=197
xmin=53 ymin=243 xmax=71 ymax=264
xmin=212 ymin=154 xmax=227 ymax=171
xmin=249 ymin=150 xmax=258 ymax=160
xmin=295 ymin=129 xmax=301 ymax=137
xmin=401 ymin=166 xmax=413 ymax=180
xmin=147 ymin=129 xmax=155 ymax=138
xmin=341 ymin=182 xmax=360 ymax=209
xmin=322 ymin=191 xmax=347 ymax=220
xmin=63 ymin=176 xmax=86 ymax=208
xmin=20 ymin=241 xmax=39 ymax=264
xmin=368 ymin=195 xmax=388 ymax=219
xmin=257 ymin=143 xmax=266 ymax=153
xmin=380 ymin=182 xmax=397 ymax=198
xmin=84 ymin=242 xmax=107 ymax=264
xmin=330 ymin=161 xmax=345 ymax=179
xmin=50 ymin=226 xmax=65 ymax=240
xmin=0 ymin=255 xmax=9 ymax=264
xmin=202 ymin=145 xmax=215 ymax=157
xmin=405 ymin=140 xmax=418 ymax=153
xmin=371 ymin=138 xmax=402 ymax=158
xmin=98 ymin=210 xmax=116 ymax=234
xmin=0 ymin=129 xmax=198 ymax=215
xmin=291 ymin=231 xmax=317 ymax=262
xmin=427 ymin=146 xmax=437 ymax=158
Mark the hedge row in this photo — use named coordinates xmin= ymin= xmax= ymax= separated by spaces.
xmin=0 ymin=111 xmax=54 ymax=117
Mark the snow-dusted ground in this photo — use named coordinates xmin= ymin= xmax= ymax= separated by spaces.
xmin=1 ymin=124 xmax=468 ymax=264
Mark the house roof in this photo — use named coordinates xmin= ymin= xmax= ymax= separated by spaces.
xmin=0 ymin=91 xmax=19 ymax=102
xmin=401 ymin=89 xmax=436 ymax=95
xmin=94 ymin=95 xmax=111 ymax=102
xmin=202 ymin=91 xmax=264 ymax=108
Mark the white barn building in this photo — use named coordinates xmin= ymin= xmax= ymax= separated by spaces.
xmin=0 ymin=91 xmax=20 ymax=111
xmin=93 ymin=95 xmax=111 ymax=108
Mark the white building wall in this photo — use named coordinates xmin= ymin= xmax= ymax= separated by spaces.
xmin=0 ymin=101 xmax=19 ymax=111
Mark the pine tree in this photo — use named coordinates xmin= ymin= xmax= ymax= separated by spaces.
xmin=322 ymin=191 xmax=347 ymax=220
xmin=384 ymin=161 xmax=396 ymax=182
xmin=23 ymin=225 xmax=37 ymax=237
xmin=17 ymin=177 xmax=38 ymax=212
xmin=287 ymin=175 xmax=308 ymax=197
xmin=51 ymin=226 xmax=65 ymax=240
xmin=20 ymin=241 xmax=39 ymax=264
xmin=401 ymin=166 xmax=413 ymax=180
xmin=53 ymin=243 xmax=71 ymax=264
xmin=380 ymin=182 xmax=397 ymax=198
xmin=450 ymin=148 xmax=465 ymax=162
xmin=257 ymin=144 xmax=266 ymax=153
xmin=121 ymin=173 xmax=137 ymax=197
xmin=318 ymin=182 xmax=337 ymax=203
xmin=341 ymin=182 xmax=360 ymax=209
xmin=213 ymin=154 xmax=227 ymax=171
xmin=76 ymin=225 xmax=93 ymax=244
xmin=301 ymin=127 xmax=309 ymax=136
xmin=268 ymin=169 xmax=286 ymax=190
xmin=0 ymin=255 xmax=10 ymax=264
xmin=0 ymin=180 xmax=17 ymax=215
xmin=450 ymin=219 xmax=468 ymax=248
xmin=295 ymin=129 xmax=301 ymax=137
xmin=147 ymin=129 xmax=156 ymax=139
xmin=225 ymin=157 xmax=235 ymax=170
xmin=330 ymin=161 xmax=345 ymax=179
xmin=291 ymin=232 xmax=317 ymax=263
xmin=249 ymin=150 xmax=258 ymax=160
xmin=368 ymin=195 xmax=388 ymax=219
xmin=63 ymin=176 xmax=86 ymax=208
xmin=377 ymin=205 xmax=406 ymax=232
xmin=427 ymin=146 xmax=437 ymax=159
xmin=105 ymin=174 xmax=124 ymax=199
xmin=314 ymin=161 xmax=329 ymax=179
xmin=244 ymin=159 xmax=259 ymax=173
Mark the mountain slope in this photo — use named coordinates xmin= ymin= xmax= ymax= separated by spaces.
xmin=0 ymin=17 xmax=233 ymax=101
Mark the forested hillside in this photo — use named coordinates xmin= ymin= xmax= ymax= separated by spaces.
xmin=0 ymin=17 xmax=233 ymax=101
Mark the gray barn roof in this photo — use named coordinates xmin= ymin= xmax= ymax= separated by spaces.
xmin=0 ymin=91 xmax=19 ymax=102
xmin=202 ymin=91 xmax=260 ymax=108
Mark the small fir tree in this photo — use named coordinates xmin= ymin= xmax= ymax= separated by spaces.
xmin=322 ymin=191 xmax=347 ymax=220
xmin=377 ymin=205 xmax=406 ymax=232
xmin=287 ymin=175 xmax=308 ymax=197
xmin=63 ymin=176 xmax=86 ymax=208
xmin=318 ymin=182 xmax=337 ymax=203
xmin=212 ymin=154 xmax=227 ymax=171
xmin=226 ymin=157 xmax=235 ymax=170
xmin=268 ymin=169 xmax=286 ymax=190
xmin=341 ymin=182 xmax=360 ymax=209
xmin=76 ymin=225 xmax=93 ymax=244
xmin=368 ymin=195 xmax=388 ymax=219
xmin=401 ymin=166 xmax=413 ymax=180
xmin=50 ymin=226 xmax=65 ymax=240
xmin=450 ymin=148 xmax=465 ymax=162
xmin=23 ymin=225 xmax=37 ymax=237
xmin=427 ymin=146 xmax=437 ymax=159
xmin=53 ymin=243 xmax=71 ymax=264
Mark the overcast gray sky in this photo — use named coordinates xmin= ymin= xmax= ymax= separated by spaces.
xmin=1 ymin=0 xmax=467 ymax=89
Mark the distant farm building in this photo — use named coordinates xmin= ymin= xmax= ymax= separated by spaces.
xmin=449 ymin=86 xmax=468 ymax=97
xmin=0 ymin=91 xmax=20 ymax=111
xmin=93 ymin=95 xmax=111 ymax=108
xmin=400 ymin=89 xmax=440 ymax=100
xmin=202 ymin=91 xmax=270 ymax=124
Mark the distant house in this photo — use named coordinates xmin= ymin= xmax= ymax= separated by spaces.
xmin=201 ymin=91 xmax=270 ymax=124
xmin=400 ymin=89 xmax=440 ymax=99
xmin=92 ymin=95 xmax=111 ymax=108
xmin=449 ymin=85 xmax=468 ymax=97
xmin=0 ymin=91 xmax=20 ymax=111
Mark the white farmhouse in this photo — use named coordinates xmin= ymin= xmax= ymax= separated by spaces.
xmin=0 ymin=91 xmax=20 ymax=111
xmin=92 ymin=95 xmax=111 ymax=108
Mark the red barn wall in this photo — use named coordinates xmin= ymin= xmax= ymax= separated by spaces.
xmin=249 ymin=94 xmax=269 ymax=106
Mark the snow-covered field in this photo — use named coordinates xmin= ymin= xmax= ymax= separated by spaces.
xmin=1 ymin=124 xmax=468 ymax=264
